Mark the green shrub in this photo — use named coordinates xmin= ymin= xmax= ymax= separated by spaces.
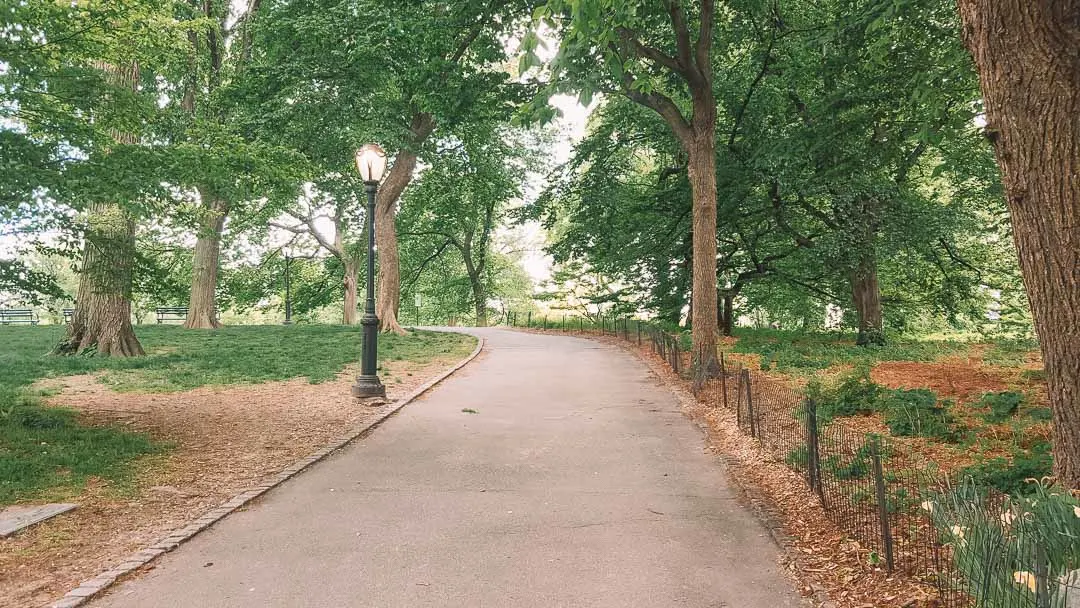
xmin=882 ymin=389 xmax=962 ymax=441
xmin=786 ymin=446 xmax=808 ymax=469
xmin=1027 ymin=407 xmax=1053 ymax=422
xmin=823 ymin=447 xmax=870 ymax=480
xmin=810 ymin=366 xmax=884 ymax=422
xmin=978 ymin=391 xmax=1025 ymax=423
xmin=1019 ymin=368 xmax=1046 ymax=382
xmin=960 ymin=442 xmax=1053 ymax=496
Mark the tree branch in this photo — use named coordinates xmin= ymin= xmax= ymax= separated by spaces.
xmin=403 ymin=239 xmax=454 ymax=293
xmin=616 ymin=61 xmax=692 ymax=141
xmin=769 ymin=182 xmax=815 ymax=247
xmin=664 ymin=0 xmax=694 ymax=69
xmin=694 ymin=0 xmax=715 ymax=77
xmin=616 ymin=27 xmax=684 ymax=75
xmin=728 ymin=21 xmax=776 ymax=148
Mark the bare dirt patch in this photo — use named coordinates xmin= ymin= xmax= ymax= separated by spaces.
xmin=871 ymin=360 xmax=1008 ymax=403
xmin=0 ymin=355 xmax=468 ymax=608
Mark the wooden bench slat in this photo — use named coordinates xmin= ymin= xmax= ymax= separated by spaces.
xmin=0 ymin=309 xmax=39 ymax=325
xmin=156 ymin=307 xmax=189 ymax=324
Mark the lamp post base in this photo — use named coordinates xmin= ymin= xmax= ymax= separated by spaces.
xmin=351 ymin=375 xmax=386 ymax=400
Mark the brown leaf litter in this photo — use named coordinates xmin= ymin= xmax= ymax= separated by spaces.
xmin=0 ymin=355 xmax=465 ymax=608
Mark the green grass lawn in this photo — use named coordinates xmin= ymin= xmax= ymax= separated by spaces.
xmin=0 ymin=325 xmax=476 ymax=506
xmin=725 ymin=327 xmax=1036 ymax=375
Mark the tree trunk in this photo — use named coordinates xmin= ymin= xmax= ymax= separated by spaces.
xmin=957 ymin=0 xmax=1080 ymax=487
xmin=375 ymin=115 xmax=434 ymax=335
xmin=55 ymin=203 xmax=144 ymax=357
xmin=465 ymin=257 xmax=487 ymax=327
xmin=184 ymin=190 xmax=227 ymax=329
xmin=343 ymin=257 xmax=359 ymax=325
xmin=685 ymin=137 xmax=721 ymax=378
xmin=473 ymin=286 xmax=487 ymax=327
xmin=54 ymin=59 xmax=143 ymax=357
xmin=374 ymin=155 xmax=409 ymax=335
xmin=718 ymin=293 xmax=734 ymax=337
xmin=850 ymin=256 xmax=884 ymax=346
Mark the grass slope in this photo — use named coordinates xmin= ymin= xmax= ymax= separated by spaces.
xmin=0 ymin=325 xmax=475 ymax=505
xmin=727 ymin=328 xmax=1035 ymax=374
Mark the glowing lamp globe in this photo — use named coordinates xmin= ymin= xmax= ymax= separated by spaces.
xmin=355 ymin=144 xmax=387 ymax=183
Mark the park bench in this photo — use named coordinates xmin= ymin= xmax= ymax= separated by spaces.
xmin=156 ymin=307 xmax=188 ymax=324
xmin=63 ymin=308 xmax=75 ymax=324
xmin=0 ymin=309 xmax=39 ymax=325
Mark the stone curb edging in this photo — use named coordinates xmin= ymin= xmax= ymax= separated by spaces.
xmin=49 ymin=335 xmax=485 ymax=608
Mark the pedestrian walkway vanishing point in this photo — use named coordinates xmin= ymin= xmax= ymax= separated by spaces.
xmin=91 ymin=329 xmax=802 ymax=607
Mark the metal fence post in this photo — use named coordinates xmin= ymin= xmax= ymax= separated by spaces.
xmin=744 ymin=369 xmax=756 ymax=437
xmin=806 ymin=399 xmax=824 ymax=504
xmin=1035 ymin=543 xmax=1051 ymax=608
xmin=720 ymin=361 xmax=728 ymax=409
xmin=636 ymin=321 xmax=642 ymax=345
xmin=667 ymin=334 xmax=674 ymax=369
xmin=527 ymin=311 xmax=532 ymax=327
xmin=673 ymin=336 xmax=681 ymax=373
xmin=870 ymin=439 xmax=895 ymax=572
xmin=735 ymin=369 xmax=744 ymax=427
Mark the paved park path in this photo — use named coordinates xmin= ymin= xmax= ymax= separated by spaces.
xmin=92 ymin=329 xmax=802 ymax=607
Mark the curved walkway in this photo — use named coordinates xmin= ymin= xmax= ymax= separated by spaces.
xmin=92 ymin=329 xmax=801 ymax=607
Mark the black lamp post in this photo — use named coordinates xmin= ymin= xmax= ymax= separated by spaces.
xmin=351 ymin=144 xmax=387 ymax=400
xmin=282 ymin=251 xmax=293 ymax=325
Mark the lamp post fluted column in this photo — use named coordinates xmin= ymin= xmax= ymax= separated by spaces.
xmin=352 ymin=180 xmax=386 ymax=399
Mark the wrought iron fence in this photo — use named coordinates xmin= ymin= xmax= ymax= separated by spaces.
xmin=502 ymin=314 xmax=1080 ymax=608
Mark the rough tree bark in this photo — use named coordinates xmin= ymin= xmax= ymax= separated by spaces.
xmin=374 ymin=115 xmax=432 ymax=334
xmin=850 ymin=256 xmax=884 ymax=346
xmin=718 ymin=292 xmax=734 ymax=337
xmin=343 ymin=257 xmax=359 ymax=326
xmin=54 ymin=61 xmax=144 ymax=357
xmin=469 ymin=273 xmax=488 ymax=327
xmin=685 ymin=133 xmax=721 ymax=376
xmin=616 ymin=0 xmax=721 ymax=379
xmin=184 ymin=190 xmax=227 ymax=329
xmin=957 ymin=0 xmax=1080 ymax=487
xmin=178 ymin=1 xmax=233 ymax=329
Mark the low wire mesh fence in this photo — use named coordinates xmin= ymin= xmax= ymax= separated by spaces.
xmin=503 ymin=314 xmax=1080 ymax=607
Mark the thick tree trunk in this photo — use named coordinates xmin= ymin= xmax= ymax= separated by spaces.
xmin=685 ymin=137 xmax=721 ymax=379
xmin=343 ymin=257 xmax=359 ymax=325
xmin=850 ymin=256 xmax=884 ymax=346
xmin=55 ymin=59 xmax=143 ymax=357
xmin=473 ymin=288 xmax=487 ymax=327
xmin=374 ymin=155 xmax=409 ymax=335
xmin=375 ymin=115 xmax=434 ymax=335
xmin=958 ymin=0 xmax=1080 ymax=487
xmin=55 ymin=203 xmax=144 ymax=357
xmin=466 ymin=260 xmax=487 ymax=327
xmin=184 ymin=191 xmax=227 ymax=329
xmin=718 ymin=293 xmax=734 ymax=337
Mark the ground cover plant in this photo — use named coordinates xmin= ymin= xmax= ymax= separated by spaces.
xmin=0 ymin=325 xmax=475 ymax=505
xmin=725 ymin=327 xmax=1050 ymax=498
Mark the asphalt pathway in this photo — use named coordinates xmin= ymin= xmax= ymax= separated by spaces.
xmin=92 ymin=328 xmax=802 ymax=607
